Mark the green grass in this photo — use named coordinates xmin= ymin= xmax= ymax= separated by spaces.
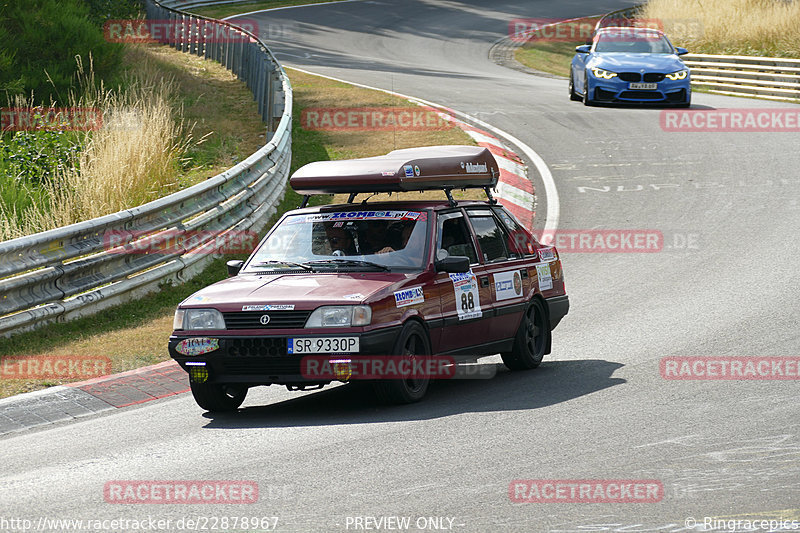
xmin=192 ymin=0 xmax=345 ymax=20
xmin=515 ymin=41 xmax=582 ymax=78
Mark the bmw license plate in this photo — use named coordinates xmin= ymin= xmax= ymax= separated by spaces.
xmin=629 ymin=82 xmax=657 ymax=90
xmin=288 ymin=337 xmax=359 ymax=354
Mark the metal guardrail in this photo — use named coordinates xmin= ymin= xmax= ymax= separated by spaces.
xmin=0 ymin=0 xmax=293 ymax=337
xmin=683 ymin=54 xmax=800 ymax=101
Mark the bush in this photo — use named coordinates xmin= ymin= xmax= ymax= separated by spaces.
xmin=0 ymin=0 xmax=125 ymax=103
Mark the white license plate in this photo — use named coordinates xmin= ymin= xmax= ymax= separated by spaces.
xmin=288 ymin=337 xmax=359 ymax=354
xmin=629 ymin=82 xmax=657 ymax=90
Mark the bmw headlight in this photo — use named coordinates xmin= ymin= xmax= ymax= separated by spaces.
xmin=177 ymin=308 xmax=226 ymax=330
xmin=666 ymin=69 xmax=688 ymax=80
xmin=591 ymin=67 xmax=618 ymax=79
xmin=306 ymin=306 xmax=372 ymax=328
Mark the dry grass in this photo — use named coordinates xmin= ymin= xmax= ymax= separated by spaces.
xmin=0 ymin=44 xmax=268 ymax=241
xmin=640 ymin=0 xmax=800 ymax=56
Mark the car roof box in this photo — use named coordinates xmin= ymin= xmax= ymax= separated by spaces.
xmin=289 ymin=145 xmax=499 ymax=195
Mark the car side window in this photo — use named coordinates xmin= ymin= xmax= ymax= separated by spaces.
xmin=437 ymin=212 xmax=478 ymax=264
xmin=467 ymin=210 xmax=512 ymax=262
xmin=492 ymin=207 xmax=532 ymax=257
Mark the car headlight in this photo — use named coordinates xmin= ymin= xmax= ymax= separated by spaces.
xmin=173 ymin=309 xmax=185 ymax=330
xmin=591 ymin=67 xmax=618 ymax=79
xmin=177 ymin=308 xmax=226 ymax=330
xmin=306 ymin=306 xmax=372 ymax=328
xmin=666 ymin=69 xmax=688 ymax=80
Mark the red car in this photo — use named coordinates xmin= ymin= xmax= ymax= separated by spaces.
xmin=169 ymin=146 xmax=569 ymax=411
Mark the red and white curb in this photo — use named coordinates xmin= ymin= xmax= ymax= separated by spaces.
xmin=440 ymin=114 xmax=535 ymax=229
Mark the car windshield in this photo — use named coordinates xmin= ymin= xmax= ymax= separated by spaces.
xmin=594 ymin=29 xmax=674 ymax=54
xmin=243 ymin=209 xmax=428 ymax=272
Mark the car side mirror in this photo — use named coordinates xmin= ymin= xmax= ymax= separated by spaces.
xmin=227 ymin=259 xmax=244 ymax=277
xmin=575 ymin=45 xmax=591 ymax=53
xmin=675 ymin=47 xmax=689 ymax=55
xmin=435 ymin=255 xmax=470 ymax=274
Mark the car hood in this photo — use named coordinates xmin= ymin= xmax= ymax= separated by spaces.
xmin=589 ymin=53 xmax=685 ymax=72
xmin=181 ymin=272 xmax=408 ymax=311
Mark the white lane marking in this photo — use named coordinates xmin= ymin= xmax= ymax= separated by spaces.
xmin=222 ymin=0 xmax=366 ymax=20
xmin=283 ymin=66 xmax=560 ymax=234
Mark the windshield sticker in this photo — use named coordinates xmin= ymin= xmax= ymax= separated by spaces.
xmin=536 ymin=264 xmax=553 ymax=291
xmin=414 ymin=165 xmax=421 ymax=176
xmin=242 ymin=304 xmax=295 ymax=311
xmin=381 ymin=171 xmax=395 ymax=177
xmin=297 ymin=210 xmax=422 ymax=223
xmin=494 ymin=270 xmax=523 ymax=301
xmin=404 ymin=165 xmax=414 ymax=177
xmin=538 ymin=247 xmax=556 ymax=262
xmin=394 ymin=287 xmax=424 ymax=308
xmin=449 ymin=271 xmax=482 ymax=320
xmin=176 ymin=337 xmax=219 ymax=356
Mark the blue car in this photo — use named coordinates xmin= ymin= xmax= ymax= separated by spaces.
xmin=570 ymin=27 xmax=691 ymax=107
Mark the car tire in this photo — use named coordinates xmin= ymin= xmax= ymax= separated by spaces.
xmin=569 ymin=73 xmax=581 ymax=101
xmin=372 ymin=321 xmax=431 ymax=404
xmin=190 ymin=382 xmax=248 ymax=412
xmin=501 ymin=298 xmax=550 ymax=370
xmin=582 ymin=77 xmax=593 ymax=106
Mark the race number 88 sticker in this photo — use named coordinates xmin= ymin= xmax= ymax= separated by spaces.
xmin=449 ymin=271 xmax=482 ymax=320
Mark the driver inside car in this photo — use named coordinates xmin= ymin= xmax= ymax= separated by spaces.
xmin=324 ymin=223 xmax=356 ymax=255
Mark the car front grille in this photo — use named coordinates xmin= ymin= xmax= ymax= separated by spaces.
xmin=619 ymin=91 xmax=664 ymax=100
xmin=619 ymin=72 xmax=641 ymax=82
xmin=643 ymin=73 xmax=666 ymax=82
xmin=222 ymin=311 xmax=311 ymax=329
xmin=226 ymin=337 xmax=288 ymax=356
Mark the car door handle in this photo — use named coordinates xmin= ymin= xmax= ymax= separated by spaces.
xmin=480 ymin=276 xmax=489 ymax=287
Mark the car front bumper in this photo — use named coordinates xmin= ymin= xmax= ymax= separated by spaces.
xmin=169 ymin=326 xmax=402 ymax=385
xmin=588 ymin=76 xmax=690 ymax=104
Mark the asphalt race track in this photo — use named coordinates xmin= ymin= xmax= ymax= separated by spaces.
xmin=2 ymin=1 xmax=799 ymax=531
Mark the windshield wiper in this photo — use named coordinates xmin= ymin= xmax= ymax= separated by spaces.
xmin=252 ymin=260 xmax=313 ymax=271
xmin=306 ymin=259 xmax=391 ymax=271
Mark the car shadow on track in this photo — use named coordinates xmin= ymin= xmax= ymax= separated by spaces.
xmin=200 ymin=358 xmax=625 ymax=428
